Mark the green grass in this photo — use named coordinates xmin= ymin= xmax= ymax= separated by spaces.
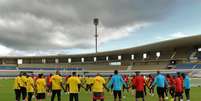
xmin=0 ymin=79 xmax=201 ymax=101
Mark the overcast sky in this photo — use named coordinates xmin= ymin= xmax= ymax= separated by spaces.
xmin=0 ymin=0 xmax=201 ymax=56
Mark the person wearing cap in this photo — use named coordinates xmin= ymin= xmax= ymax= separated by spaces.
xmin=107 ymin=70 xmax=127 ymax=101
xmin=151 ymin=71 xmax=168 ymax=101
xmin=132 ymin=71 xmax=145 ymax=101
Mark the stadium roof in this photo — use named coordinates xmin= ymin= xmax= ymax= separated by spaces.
xmin=1 ymin=34 xmax=201 ymax=58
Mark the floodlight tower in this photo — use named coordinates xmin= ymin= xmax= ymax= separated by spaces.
xmin=93 ymin=18 xmax=99 ymax=53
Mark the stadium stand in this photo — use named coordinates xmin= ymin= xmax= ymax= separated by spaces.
xmin=0 ymin=66 xmax=16 ymax=70
xmin=175 ymin=63 xmax=201 ymax=69
xmin=18 ymin=63 xmax=125 ymax=71
xmin=0 ymin=35 xmax=201 ymax=72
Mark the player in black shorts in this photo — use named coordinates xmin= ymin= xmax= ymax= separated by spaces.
xmin=157 ymin=87 xmax=165 ymax=99
xmin=113 ymin=90 xmax=122 ymax=101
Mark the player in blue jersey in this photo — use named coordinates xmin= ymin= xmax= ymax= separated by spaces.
xmin=107 ymin=70 xmax=127 ymax=101
xmin=151 ymin=71 xmax=168 ymax=101
xmin=182 ymin=73 xmax=190 ymax=101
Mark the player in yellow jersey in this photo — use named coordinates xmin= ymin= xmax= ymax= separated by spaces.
xmin=20 ymin=72 xmax=28 ymax=101
xmin=50 ymin=70 xmax=64 ymax=101
xmin=13 ymin=73 xmax=22 ymax=101
xmin=90 ymin=73 xmax=109 ymax=101
xmin=35 ymin=74 xmax=46 ymax=101
xmin=27 ymin=74 xmax=34 ymax=101
xmin=66 ymin=72 xmax=84 ymax=101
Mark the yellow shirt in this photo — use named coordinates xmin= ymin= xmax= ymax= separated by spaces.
xmin=20 ymin=76 xmax=28 ymax=87
xmin=86 ymin=77 xmax=93 ymax=85
xmin=27 ymin=77 xmax=34 ymax=92
xmin=13 ymin=76 xmax=21 ymax=89
xmin=67 ymin=76 xmax=81 ymax=93
xmin=50 ymin=75 xmax=62 ymax=90
xmin=36 ymin=78 xmax=46 ymax=93
xmin=92 ymin=76 xmax=106 ymax=92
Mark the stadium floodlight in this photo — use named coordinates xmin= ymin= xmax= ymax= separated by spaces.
xmin=93 ymin=18 xmax=99 ymax=53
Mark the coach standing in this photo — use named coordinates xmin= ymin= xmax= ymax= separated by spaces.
xmin=151 ymin=71 xmax=167 ymax=101
xmin=51 ymin=70 xmax=64 ymax=101
xmin=107 ymin=70 xmax=127 ymax=101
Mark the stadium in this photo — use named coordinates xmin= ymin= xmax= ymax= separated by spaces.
xmin=0 ymin=1 xmax=201 ymax=101
xmin=0 ymin=35 xmax=201 ymax=101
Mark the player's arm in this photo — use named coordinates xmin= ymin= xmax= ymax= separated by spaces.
xmin=107 ymin=77 xmax=113 ymax=89
xmin=65 ymin=83 xmax=69 ymax=92
xmin=17 ymin=78 xmax=21 ymax=88
xmin=103 ymin=84 xmax=109 ymax=92
xmin=102 ymin=78 xmax=109 ymax=92
xmin=60 ymin=82 xmax=65 ymax=91
xmin=77 ymin=78 xmax=85 ymax=91
xmin=165 ymin=78 xmax=169 ymax=88
xmin=121 ymin=76 xmax=127 ymax=88
xmin=150 ymin=77 xmax=157 ymax=88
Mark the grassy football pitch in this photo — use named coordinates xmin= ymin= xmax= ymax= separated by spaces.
xmin=0 ymin=79 xmax=201 ymax=101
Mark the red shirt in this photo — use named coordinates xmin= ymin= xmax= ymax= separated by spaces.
xmin=175 ymin=77 xmax=183 ymax=92
xmin=47 ymin=76 xmax=52 ymax=85
xmin=133 ymin=76 xmax=145 ymax=91
xmin=168 ymin=77 xmax=175 ymax=88
xmin=131 ymin=76 xmax=136 ymax=87
xmin=123 ymin=75 xmax=129 ymax=83
xmin=179 ymin=76 xmax=184 ymax=85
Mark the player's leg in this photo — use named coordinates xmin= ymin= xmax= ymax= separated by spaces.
xmin=28 ymin=92 xmax=33 ymax=101
xmin=144 ymin=85 xmax=147 ymax=96
xmin=56 ymin=90 xmax=61 ymax=101
xmin=21 ymin=87 xmax=27 ymax=101
xmin=161 ymin=88 xmax=165 ymax=101
xmin=75 ymin=93 xmax=79 ymax=101
xmin=142 ymin=91 xmax=145 ymax=101
xmin=69 ymin=93 xmax=73 ymax=101
xmin=113 ymin=91 xmax=117 ymax=101
xmin=118 ymin=91 xmax=122 ymax=101
xmin=135 ymin=91 xmax=139 ymax=101
xmin=15 ymin=89 xmax=20 ymax=101
xmin=185 ymin=89 xmax=190 ymax=101
xmin=156 ymin=87 xmax=161 ymax=101
xmin=41 ymin=93 xmax=46 ymax=101
xmin=51 ymin=90 xmax=56 ymax=101
xmin=164 ymin=87 xmax=168 ymax=100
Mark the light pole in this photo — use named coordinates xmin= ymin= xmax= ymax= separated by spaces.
xmin=93 ymin=18 xmax=99 ymax=53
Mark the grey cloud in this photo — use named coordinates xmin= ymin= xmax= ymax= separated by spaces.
xmin=0 ymin=0 xmax=177 ymax=51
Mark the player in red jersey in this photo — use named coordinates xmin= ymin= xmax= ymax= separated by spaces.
xmin=132 ymin=71 xmax=145 ymax=101
xmin=166 ymin=74 xmax=176 ymax=99
xmin=147 ymin=74 xmax=154 ymax=96
xmin=174 ymin=73 xmax=183 ymax=101
xmin=178 ymin=72 xmax=184 ymax=100
xmin=123 ymin=75 xmax=129 ymax=92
